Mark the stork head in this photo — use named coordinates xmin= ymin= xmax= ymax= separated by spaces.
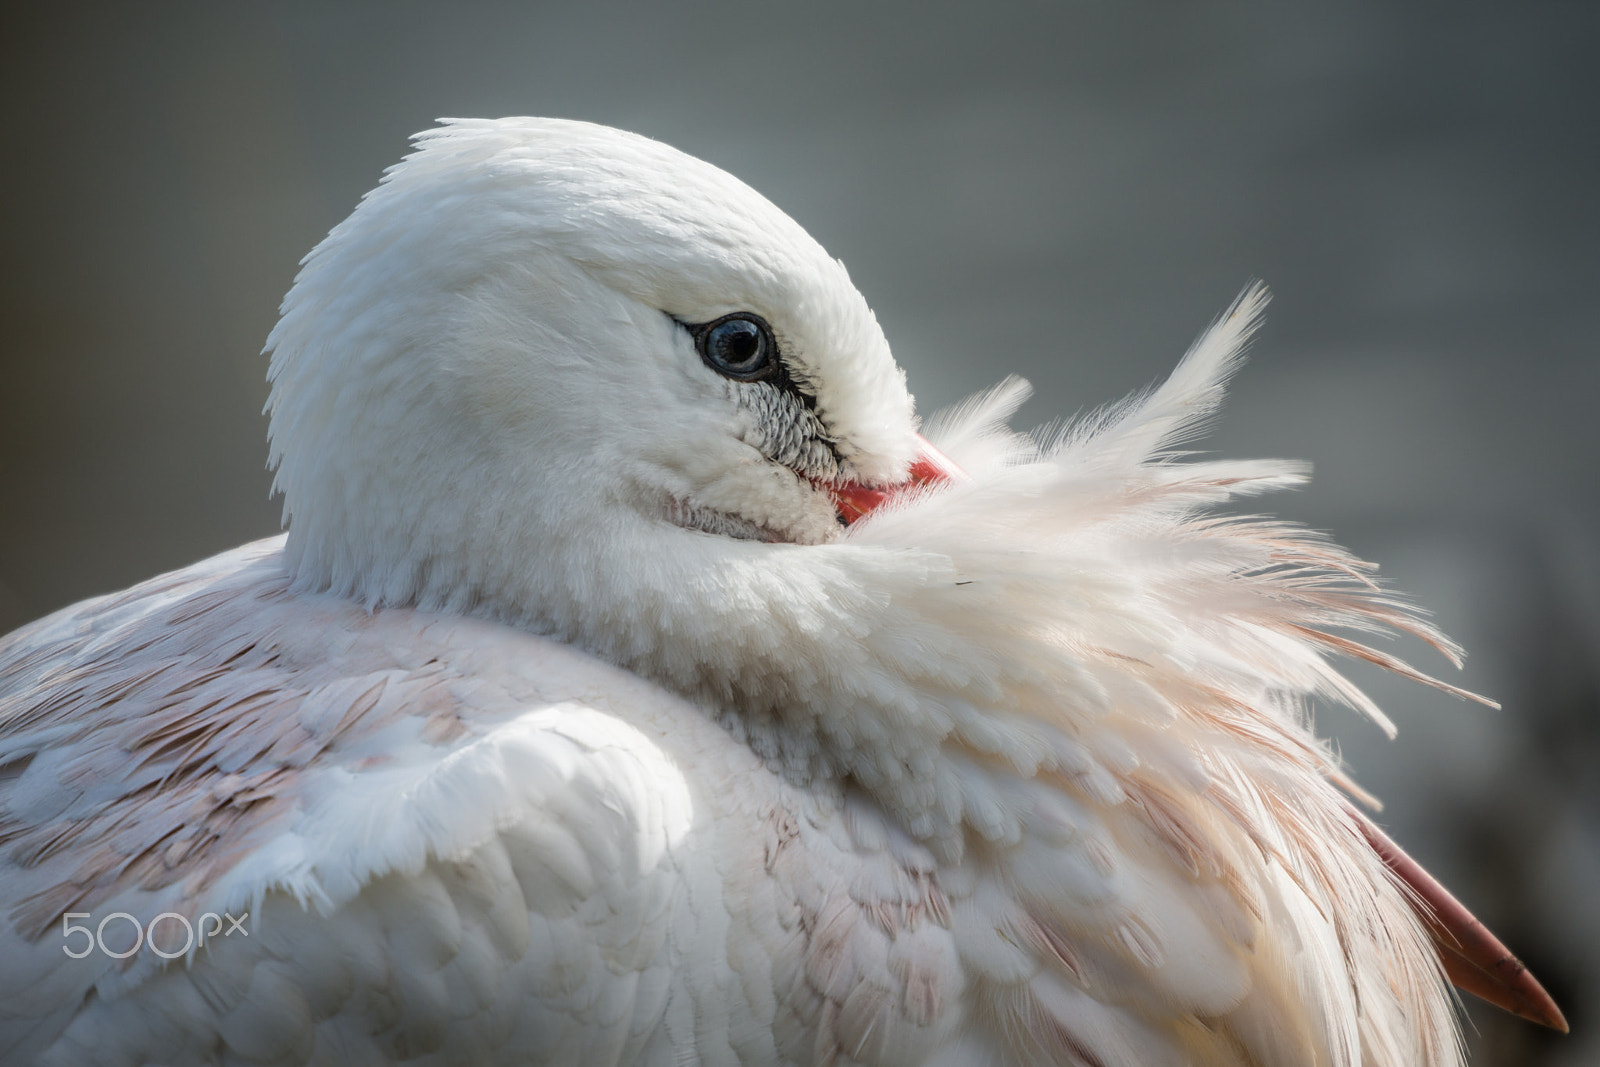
xmin=266 ymin=118 xmax=949 ymax=615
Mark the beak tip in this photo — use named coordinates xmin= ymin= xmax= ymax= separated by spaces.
xmin=1357 ymin=812 xmax=1571 ymax=1035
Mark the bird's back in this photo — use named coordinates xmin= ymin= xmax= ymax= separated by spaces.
xmin=0 ymin=539 xmax=966 ymax=1064
xmin=0 ymin=530 xmax=1464 ymax=1067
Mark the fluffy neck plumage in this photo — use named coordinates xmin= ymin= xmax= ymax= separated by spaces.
xmin=567 ymin=304 xmax=1466 ymax=1064
xmin=276 ymin=283 xmax=1465 ymax=1063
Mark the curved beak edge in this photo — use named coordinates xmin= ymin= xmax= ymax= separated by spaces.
xmin=1358 ymin=813 xmax=1569 ymax=1033
xmin=826 ymin=435 xmax=961 ymax=525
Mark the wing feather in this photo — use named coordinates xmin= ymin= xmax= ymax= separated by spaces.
xmin=0 ymin=540 xmax=698 ymax=1063
xmin=1 ymin=539 xmax=976 ymax=1065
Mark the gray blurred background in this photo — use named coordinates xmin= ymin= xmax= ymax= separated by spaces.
xmin=2 ymin=2 xmax=1595 ymax=1062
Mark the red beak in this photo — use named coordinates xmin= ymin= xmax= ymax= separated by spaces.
xmin=825 ymin=434 xmax=961 ymax=525
xmin=1357 ymin=812 xmax=1568 ymax=1032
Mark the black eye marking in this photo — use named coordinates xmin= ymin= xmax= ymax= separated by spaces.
xmin=693 ymin=312 xmax=778 ymax=382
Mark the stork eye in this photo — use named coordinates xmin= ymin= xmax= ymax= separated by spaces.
xmin=695 ymin=313 xmax=777 ymax=381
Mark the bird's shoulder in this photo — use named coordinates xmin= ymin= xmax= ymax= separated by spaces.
xmin=0 ymin=536 xmax=691 ymax=922
xmin=0 ymin=539 xmax=977 ymax=1065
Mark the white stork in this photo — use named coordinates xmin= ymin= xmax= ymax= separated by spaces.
xmin=0 ymin=117 xmax=1564 ymax=1066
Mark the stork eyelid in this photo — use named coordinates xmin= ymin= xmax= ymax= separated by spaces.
xmin=685 ymin=312 xmax=780 ymax=383
xmin=669 ymin=310 xmax=821 ymax=418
